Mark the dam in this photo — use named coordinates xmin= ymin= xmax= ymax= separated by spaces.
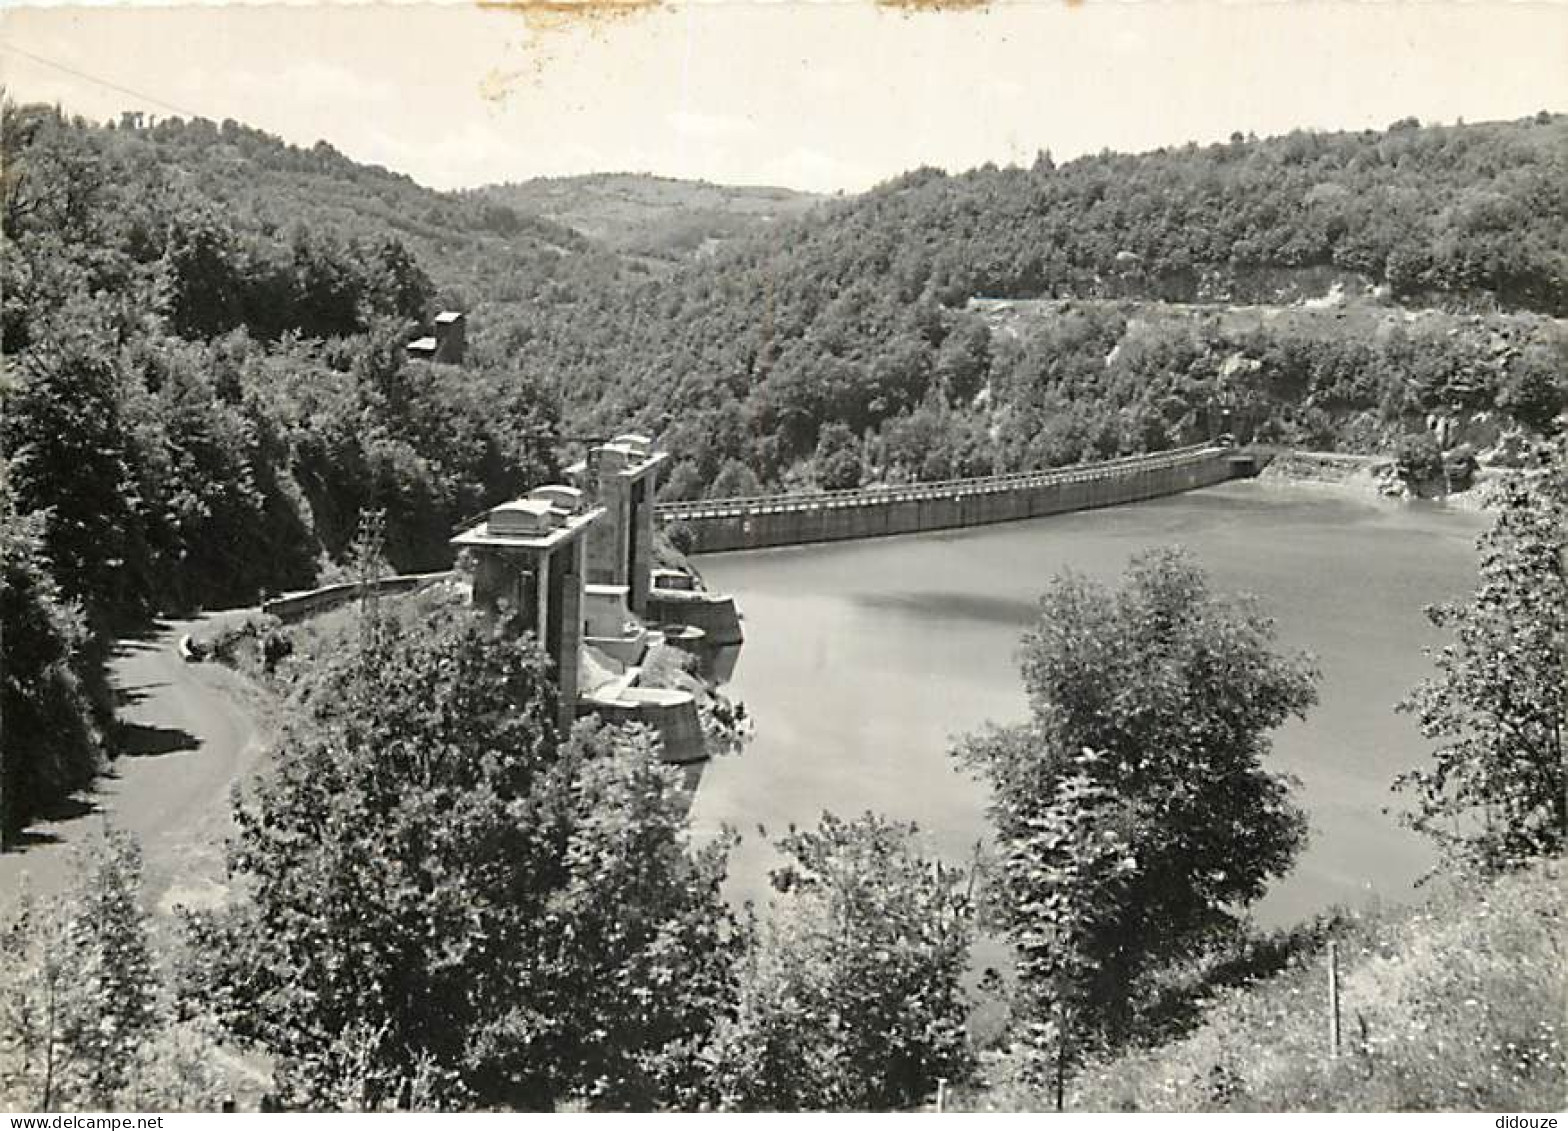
xmin=447 ymin=433 xmax=733 ymax=763
xmin=657 ymin=443 xmax=1265 ymax=553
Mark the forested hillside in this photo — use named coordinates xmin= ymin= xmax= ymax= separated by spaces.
xmin=46 ymin=111 xmax=639 ymax=303
xmin=4 ymin=102 xmax=1566 ymax=834
xmin=0 ymin=105 xmax=563 ymax=836
xmin=968 ymin=297 xmax=1564 ymax=468
xmin=469 ymin=174 xmax=822 ymax=267
xmin=462 ymin=113 xmax=1567 ymax=495
xmin=1 ymin=106 xmax=580 ymax=616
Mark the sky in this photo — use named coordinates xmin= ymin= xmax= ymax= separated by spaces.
xmin=1 ymin=1 xmax=1565 ymax=194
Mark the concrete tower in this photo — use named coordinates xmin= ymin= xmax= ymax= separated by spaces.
xmin=451 ymin=485 xmax=603 ymax=732
xmin=568 ymin=434 xmax=668 ymax=616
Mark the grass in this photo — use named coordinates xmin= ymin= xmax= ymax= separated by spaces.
xmin=963 ymin=858 xmax=1565 ymax=1112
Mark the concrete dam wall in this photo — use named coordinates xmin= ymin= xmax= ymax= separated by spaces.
xmin=657 ymin=445 xmax=1262 ymax=553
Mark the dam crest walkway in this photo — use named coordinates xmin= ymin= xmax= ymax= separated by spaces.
xmin=656 ymin=443 xmax=1265 ymax=553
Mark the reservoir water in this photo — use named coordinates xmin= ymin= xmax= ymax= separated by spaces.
xmin=686 ymin=480 xmax=1488 ymax=928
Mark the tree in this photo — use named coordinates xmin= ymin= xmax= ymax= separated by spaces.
xmin=1395 ymin=457 xmax=1566 ymax=872
xmin=164 ymin=212 xmax=244 ymax=339
xmin=1394 ymin=432 xmax=1444 ymax=489
xmin=181 ymin=599 xmax=742 ymax=1111
xmin=934 ymin=315 xmax=991 ymax=406
xmin=954 ymin=549 xmax=1318 ymax=1083
xmin=2 ymin=310 xmax=143 ymax=628
xmin=707 ymin=459 xmax=762 ymax=500
xmin=991 ymin=746 xmax=1139 ymax=1110
xmin=0 ymin=490 xmax=104 ymax=844
xmin=1497 ymin=345 xmax=1568 ymax=436
xmin=365 ymin=237 xmax=433 ymax=326
xmin=813 ymin=422 xmax=863 ymax=491
xmin=706 ymin=813 xmax=975 ymax=1111
xmin=528 ymin=723 xmax=745 ymax=1111
xmin=0 ymin=832 xmax=220 ymax=1111
xmin=0 ymin=833 xmax=231 ymax=1111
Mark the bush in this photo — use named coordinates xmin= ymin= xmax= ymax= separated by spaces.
xmin=662 ymin=520 xmax=697 ymax=559
xmin=0 ymin=832 xmax=233 ymax=1111
xmin=1393 ymin=432 xmax=1444 ymax=486
xmin=1054 ymin=861 xmax=1565 ymax=1112
xmin=181 ymin=603 xmax=744 ymax=1110
xmin=202 ymin=614 xmax=288 ymax=676
xmin=707 ymin=813 xmax=975 ymax=1111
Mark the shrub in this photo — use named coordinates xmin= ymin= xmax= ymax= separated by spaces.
xmin=707 ymin=813 xmax=975 ymax=1111
xmin=0 ymin=832 xmax=232 ymax=1111
xmin=955 ymin=548 xmax=1318 ymax=1093
xmin=1393 ymin=432 xmax=1444 ymax=486
xmin=1396 ymin=461 xmax=1566 ymax=871
xmin=1056 ymin=861 xmax=1565 ymax=1112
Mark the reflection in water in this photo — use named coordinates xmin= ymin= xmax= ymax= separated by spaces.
xmin=687 ymin=480 xmax=1485 ymax=928
xmin=700 ymin=644 xmax=742 ymax=685
xmin=852 ymin=591 xmax=1041 ymax=628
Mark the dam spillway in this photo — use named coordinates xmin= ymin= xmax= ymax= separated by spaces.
xmin=657 ymin=444 xmax=1265 ymax=553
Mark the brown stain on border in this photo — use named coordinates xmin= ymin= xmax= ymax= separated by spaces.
xmin=476 ymin=0 xmax=666 ymax=100
xmin=474 ymin=0 xmax=1056 ymax=100
xmin=477 ymin=0 xmax=664 ymax=31
xmin=875 ymin=0 xmax=993 ymax=11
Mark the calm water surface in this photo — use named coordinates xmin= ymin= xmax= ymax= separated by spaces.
xmin=687 ymin=481 xmax=1487 ymax=927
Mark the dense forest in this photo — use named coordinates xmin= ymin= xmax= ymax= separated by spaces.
xmin=464 ymin=113 xmax=1567 ymax=494
xmin=0 ymin=104 xmax=562 ymax=835
xmin=3 ymin=101 xmax=1566 ymax=840
xmin=120 ymin=109 xmax=1564 ymax=499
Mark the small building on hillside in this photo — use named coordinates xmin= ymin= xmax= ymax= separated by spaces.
xmin=406 ymin=310 xmax=466 ymax=365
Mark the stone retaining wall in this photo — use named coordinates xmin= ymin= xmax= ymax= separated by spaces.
xmin=260 ymin=571 xmax=452 ymax=623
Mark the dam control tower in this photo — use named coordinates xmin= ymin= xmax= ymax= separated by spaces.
xmin=567 ymin=434 xmax=668 ymax=616
xmin=451 ymin=485 xmax=604 ymax=732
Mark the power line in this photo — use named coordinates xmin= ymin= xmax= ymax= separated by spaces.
xmin=0 ymin=41 xmax=204 ymax=120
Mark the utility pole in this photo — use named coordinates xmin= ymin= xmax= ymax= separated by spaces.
xmin=0 ymin=735 xmax=9 ymax=851
xmin=1327 ymin=940 xmax=1342 ymax=1060
xmin=353 ymin=507 xmax=387 ymax=657
xmin=0 ymin=483 xmax=12 ymax=851
xmin=0 ymin=684 xmax=10 ymax=851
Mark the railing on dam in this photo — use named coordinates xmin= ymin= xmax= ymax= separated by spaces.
xmin=656 ymin=443 xmax=1259 ymax=553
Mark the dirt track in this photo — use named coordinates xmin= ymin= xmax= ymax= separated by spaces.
xmin=0 ymin=612 xmax=271 ymax=919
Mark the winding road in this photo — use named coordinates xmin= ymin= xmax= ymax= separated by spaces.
xmin=0 ymin=612 xmax=271 ymax=919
